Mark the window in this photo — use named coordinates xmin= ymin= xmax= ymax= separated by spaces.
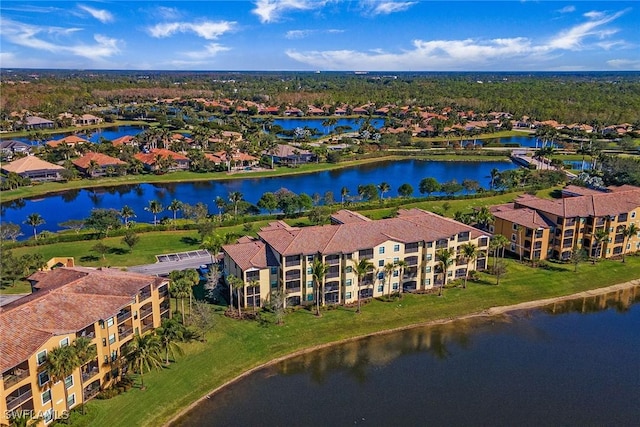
xmin=511 ymin=234 xmax=517 ymax=241
xmin=345 ymin=292 xmax=352 ymax=299
xmin=306 ymin=267 xmax=312 ymax=274
xmin=424 ymin=278 xmax=431 ymax=286
xmin=65 ymin=375 xmax=74 ymax=389
xmin=379 ymin=247 xmax=385 ymax=254
xmin=60 ymin=337 xmax=69 ymax=347
xmin=270 ymin=280 xmax=278 ymax=288
xmin=37 ymin=350 xmax=47 ymax=365
xmin=42 ymin=389 xmax=52 ymax=405
xmin=345 ymin=266 xmax=352 ymax=273
xmin=393 ymin=257 xmax=399 ymax=263
xmin=106 ymin=317 xmax=114 ymax=327
xmin=377 ymin=285 xmax=384 ymax=292
xmin=393 ymin=270 xmax=399 ymax=277
xmin=425 ymin=254 xmax=433 ymax=261
xmin=513 ymin=223 xmax=519 ymax=230
xmin=307 ymin=294 xmax=314 ymax=301
xmin=425 ymin=266 xmax=432 ymax=273
xmin=67 ymin=393 xmax=76 ymax=408
xmin=307 ymin=255 xmax=314 ymax=262
xmin=104 ymin=356 xmax=109 ymax=364
xmin=394 ymin=244 xmax=400 ymax=252
xmin=631 ymin=212 xmax=636 ymax=219
xmin=488 ymin=225 xmax=495 ymax=233
xmin=307 ymin=280 xmax=313 ymax=288
xmin=38 ymin=371 xmax=50 ymax=386
xmin=392 ymin=283 xmax=399 ymax=290
xmin=109 ymin=334 xmax=116 ymax=344
xmin=378 ymin=260 xmax=384 ymax=267
xmin=43 ymin=409 xmax=53 ymax=424
xmin=345 ymin=279 xmax=352 ymax=286
xmin=426 ymin=242 xmax=433 ymax=248
xmin=448 ymin=271 xmax=453 ymax=277
xmin=102 ymin=338 xmax=107 ymax=347
xmin=270 ymin=267 xmax=277 ymax=274
xmin=511 ymin=243 xmax=516 ymax=251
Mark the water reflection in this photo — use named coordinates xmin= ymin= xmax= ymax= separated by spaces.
xmin=542 ymin=286 xmax=639 ymax=314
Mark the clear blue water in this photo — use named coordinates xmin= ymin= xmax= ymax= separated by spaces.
xmin=1 ymin=159 xmax=515 ymax=235
xmin=272 ymin=117 xmax=384 ymax=135
xmin=172 ymin=288 xmax=640 ymax=427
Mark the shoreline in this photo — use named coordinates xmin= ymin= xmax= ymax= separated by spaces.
xmin=163 ymin=279 xmax=640 ymax=426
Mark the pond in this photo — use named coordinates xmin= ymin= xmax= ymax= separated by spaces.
xmin=171 ymin=286 xmax=640 ymax=426
xmin=1 ymin=159 xmax=516 ymax=235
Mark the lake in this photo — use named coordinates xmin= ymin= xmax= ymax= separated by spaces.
xmin=172 ymin=286 xmax=640 ymax=427
xmin=1 ymin=159 xmax=516 ymax=235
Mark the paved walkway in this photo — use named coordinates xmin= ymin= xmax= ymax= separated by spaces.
xmin=128 ymin=250 xmax=213 ymax=277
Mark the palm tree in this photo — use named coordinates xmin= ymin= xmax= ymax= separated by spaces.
xmin=378 ymin=182 xmax=390 ymax=199
xmin=384 ymin=262 xmax=395 ymax=297
xmin=170 ymin=278 xmax=191 ymax=324
xmin=167 ymin=199 xmax=183 ymax=225
xmin=516 ymin=225 xmax=525 ymax=262
xmin=86 ymin=159 xmax=100 ymax=177
xmin=156 ymin=318 xmax=185 ymax=365
xmin=120 ymin=205 xmax=136 ymax=227
xmin=229 ymin=191 xmax=243 ymax=218
xmin=145 ymin=199 xmax=164 ymax=226
xmin=124 ymin=334 xmax=163 ymax=390
xmin=436 ymin=248 xmax=455 ymax=297
xmin=228 ymin=275 xmax=244 ymax=317
xmin=73 ymin=337 xmax=97 ymax=415
xmin=489 ymin=235 xmax=509 ymax=269
xmin=352 ymin=258 xmax=373 ymax=314
xmin=24 ymin=213 xmax=45 ymax=240
xmin=310 ymin=258 xmax=329 ymax=316
xmin=394 ymin=259 xmax=408 ymax=294
xmin=341 ymin=186 xmax=349 ymax=205
xmin=46 ymin=344 xmax=79 ymax=418
xmin=591 ymin=228 xmax=609 ymax=264
xmin=622 ymin=223 xmax=638 ymax=263
xmin=460 ymin=243 xmax=477 ymax=289
xmin=215 ymin=196 xmax=226 ymax=221
xmin=489 ymin=168 xmax=500 ymax=190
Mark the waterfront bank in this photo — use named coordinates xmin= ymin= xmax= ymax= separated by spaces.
xmin=73 ymin=256 xmax=640 ymax=427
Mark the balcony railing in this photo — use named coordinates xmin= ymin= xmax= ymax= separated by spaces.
xmin=2 ymin=369 xmax=30 ymax=389
xmin=83 ymin=387 xmax=100 ymax=401
xmin=326 ymin=271 xmax=340 ymax=279
xmin=140 ymin=306 xmax=153 ymax=319
xmin=160 ymin=301 xmax=170 ymax=312
xmin=117 ymin=310 xmax=132 ymax=324
xmin=139 ymin=290 xmax=152 ymax=301
xmin=118 ymin=326 xmax=133 ymax=340
xmin=326 ymin=256 xmax=340 ymax=265
xmin=81 ymin=364 xmax=99 ymax=382
xmin=158 ymin=286 xmax=169 ymax=298
xmin=285 ymin=286 xmax=301 ymax=294
xmin=141 ymin=322 xmax=154 ymax=333
xmin=6 ymin=389 xmax=32 ymax=410
xmin=76 ymin=329 xmax=95 ymax=340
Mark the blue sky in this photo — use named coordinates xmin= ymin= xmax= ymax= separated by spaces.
xmin=1 ymin=1 xmax=638 ymax=71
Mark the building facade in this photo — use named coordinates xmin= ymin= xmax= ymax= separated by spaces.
xmin=223 ymin=209 xmax=490 ymax=309
xmin=0 ymin=268 xmax=170 ymax=425
xmin=491 ymin=185 xmax=640 ymax=261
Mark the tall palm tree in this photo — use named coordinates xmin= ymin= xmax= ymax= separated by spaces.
xmin=436 ymin=248 xmax=455 ymax=297
xmin=460 ymin=243 xmax=477 ymax=289
xmin=341 ymin=186 xmax=349 ymax=205
xmin=591 ymin=228 xmax=609 ymax=264
xmin=167 ymin=199 xmax=183 ymax=225
xmin=352 ymin=258 xmax=373 ymax=314
xmin=24 ymin=213 xmax=45 ymax=240
xmin=489 ymin=168 xmax=500 ymax=190
xmin=73 ymin=337 xmax=97 ymax=415
xmin=622 ymin=223 xmax=638 ymax=263
xmin=310 ymin=258 xmax=329 ymax=316
xmin=395 ymin=259 xmax=408 ymax=294
xmin=120 ymin=205 xmax=136 ymax=227
xmin=46 ymin=344 xmax=79 ymax=418
xmin=490 ymin=235 xmax=509 ymax=268
xmin=228 ymin=275 xmax=245 ymax=317
xmin=384 ymin=262 xmax=395 ymax=297
xmin=156 ymin=318 xmax=185 ymax=365
xmin=378 ymin=182 xmax=390 ymax=199
xmin=145 ymin=200 xmax=164 ymax=226
xmin=229 ymin=191 xmax=243 ymax=218
xmin=170 ymin=278 xmax=191 ymax=324
xmin=124 ymin=334 xmax=163 ymax=390
xmin=516 ymin=225 xmax=525 ymax=262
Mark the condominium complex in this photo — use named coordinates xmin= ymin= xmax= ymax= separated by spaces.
xmin=0 ymin=267 xmax=170 ymax=425
xmin=223 ymin=209 xmax=491 ymax=308
xmin=491 ymin=185 xmax=640 ymax=261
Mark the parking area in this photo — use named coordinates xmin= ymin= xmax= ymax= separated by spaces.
xmin=156 ymin=250 xmax=211 ymax=263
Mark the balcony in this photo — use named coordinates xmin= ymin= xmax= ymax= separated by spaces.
xmin=285 ymin=271 xmax=301 ymax=281
xmin=117 ymin=309 xmax=132 ymax=324
xmin=2 ymin=366 xmax=30 ymax=389
xmin=285 ymin=286 xmax=301 ymax=294
xmin=358 ymin=249 xmax=374 ymax=260
xmin=118 ymin=325 xmax=133 ymax=340
xmin=140 ymin=304 xmax=153 ymax=319
xmin=405 ymin=256 xmax=419 ymax=267
xmin=83 ymin=381 xmax=101 ymax=401
xmin=435 ymin=239 xmax=448 ymax=250
xmin=6 ymin=385 xmax=33 ymax=411
xmin=141 ymin=321 xmax=154 ymax=333
xmin=285 ymin=256 xmax=301 ymax=267
xmin=139 ymin=286 xmax=152 ymax=302
xmin=325 ymin=255 xmax=340 ymax=265
xmin=81 ymin=360 xmax=99 ymax=382
xmin=160 ymin=300 xmax=170 ymax=313
xmin=76 ymin=325 xmax=96 ymax=340
xmin=158 ymin=285 xmax=169 ymax=298
xmin=405 ymin=243 xmax=419 ymax=253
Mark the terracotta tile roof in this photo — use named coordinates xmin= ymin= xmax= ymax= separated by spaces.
xmin=331 ymin=209 xmax=372 ymax=224
xmin=1 ymin=155 xmax=64 ymax=174
xmin=72 ymin=152 xmax=126 ymax=169
xmin=46 ymin=135 xmax=89 ymax=147
xmin=0 ymin=267 xmax=166 ymax=372
xmin=222 ymin=240 xmax=278 ymax=271
xmin=492 ymin=205 xmax=555 ymax=229
xmin=111 ymin=135 xmax=136 ymax=146
xmin=561 ymin=185 xmax=605 ymax=197
xmin=255 ymin=208 xmax=487 ymax=257
xmin=134 ymin=148 xmax=188 ymax=165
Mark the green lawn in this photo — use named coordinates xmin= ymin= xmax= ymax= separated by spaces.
xmin=66 ymin=255 xmax=640 ymax=427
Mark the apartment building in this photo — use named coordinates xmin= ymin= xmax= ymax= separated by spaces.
xmin=223 ymin=209 xmax=490 ymax=308
xmin=0 ymin=267 xmax=170 ymax=425
xmin=491 ymin=185 xmax=640 ymax=261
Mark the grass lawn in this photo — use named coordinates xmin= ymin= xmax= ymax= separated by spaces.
xmin=67 ymin=255 xmax=640 ymax=427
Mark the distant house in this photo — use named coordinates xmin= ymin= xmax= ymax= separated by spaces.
xmin=74 ymin=114 xmax=103 ymax=126
xmin=207 ymin=151 xmax=259 ymax=170
xmin=72 ymin=152 xmax=127 ymax=177
xmin=0 ymin=140 xmax=32 ymax=159
xmin=46 ymin=135 xmax=90 ymax=148
xmin=134 ymin=148 xmax=189 ymax=172
xmin=267 ymin=144 xmax=314 ymax=165
xmin=17 ymin=116 xmax=54 ymax=130
xmin=1 ymin=155 xmax=64 ymax=181
xmin=111 ymin=135 xmax=138 ymax=147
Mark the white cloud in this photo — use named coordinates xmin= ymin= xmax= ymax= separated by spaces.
xmin=0 ymin=18 xmax=120 ymax=60
xmin=184 ymin=43 xmax=230 ymax=59
xmin=285 ymin=28 xmax=344 ymax=39
xmin=557 ymin=5 xmax=576 ymax=14
xmin=78 ymin=4 xmax=114 ymax=23
xmin=252 ymin=0 xmax=329 ymax=23
xmin=286 ymin=8 xmax=630 ymax=70
xmin=360 ymin=1 xmax=416 ymax=16
xmin=607 ymin=59 xmax=640 ymax=70
xmin=148 ymin=20 xmax=236 ymax=40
